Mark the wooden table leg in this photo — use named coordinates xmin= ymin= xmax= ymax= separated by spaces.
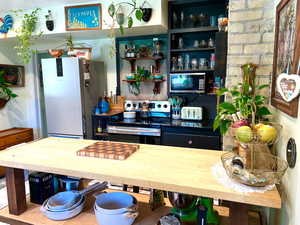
xmin=230 ymin=202 xmax=249 ymax=225
xmin=5 ymin=167 xmax=27 ymax=215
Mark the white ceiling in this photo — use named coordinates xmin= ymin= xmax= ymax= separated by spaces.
xmin=0 ymin=0 xmax=96 ymax=12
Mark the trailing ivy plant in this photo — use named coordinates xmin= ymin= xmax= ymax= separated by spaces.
xmin=13 ymin=8 xmax=43 ymax=64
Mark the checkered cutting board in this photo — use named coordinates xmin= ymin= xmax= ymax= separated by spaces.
xmin=76 ymin=141 xmax=139 ymax=160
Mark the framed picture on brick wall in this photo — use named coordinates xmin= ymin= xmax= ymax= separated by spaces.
xmin=271 ymin=0 xmax=300 ymax=117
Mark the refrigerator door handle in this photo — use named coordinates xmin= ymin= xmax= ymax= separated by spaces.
xmin=82 ymin=115 xmax=87 ymax=138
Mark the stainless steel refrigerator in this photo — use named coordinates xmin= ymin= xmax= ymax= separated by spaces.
xmin=41 ymin=57 xmax=106 ymax=139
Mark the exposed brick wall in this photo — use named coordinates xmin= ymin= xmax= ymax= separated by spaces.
xmin=227 ymin=0 xmax=276 ymax=96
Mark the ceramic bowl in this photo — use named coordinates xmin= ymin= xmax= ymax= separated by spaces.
xmin=126 ymin=74 xmax=135 ymax=80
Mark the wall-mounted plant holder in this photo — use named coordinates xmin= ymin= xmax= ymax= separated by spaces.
xmin=45 ymin=10 xmax=54 ymax=31
xmin=276 ymin=73 xmax=300 ymax=102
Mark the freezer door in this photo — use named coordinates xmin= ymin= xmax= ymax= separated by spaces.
xmin=41 ymin=58 xmax=83 ymax=136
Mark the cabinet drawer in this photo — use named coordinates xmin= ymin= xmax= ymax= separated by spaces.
xmin=3 ymin=132 xmax=33 ymax=148
xmin=162 ymin=132 xmax=221 ymax=150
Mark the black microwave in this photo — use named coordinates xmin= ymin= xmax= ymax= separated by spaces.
xmin=169 ymin=73 xmax=206 ymax=93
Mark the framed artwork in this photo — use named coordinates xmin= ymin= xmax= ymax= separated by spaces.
xmin=0 ymin=64 xmax=25 ymax=87
xmin=271 ymin=0 xmax=300 ymax=117
xmin=68 ymin=48 xmax=92 ymax=60
xmin=65 ymin=4 xmax=102 ymax=31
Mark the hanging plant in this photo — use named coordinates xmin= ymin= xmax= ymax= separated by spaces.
xmin=108 ymin=0 xmax=150 ymax=35
xmin=13 ymin=8 xmax=43 ymax=64
xmin=0 ymin=71 xmax=17 ymax=109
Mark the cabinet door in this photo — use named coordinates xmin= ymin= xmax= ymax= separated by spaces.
xmin=162 ymin=132 xmax=221 ymax=150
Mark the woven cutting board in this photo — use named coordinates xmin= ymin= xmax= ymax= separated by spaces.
xmin=76 ymin=141 xmax=139 ymax=160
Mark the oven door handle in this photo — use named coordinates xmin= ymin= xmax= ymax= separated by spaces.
xmin=107 ymin=126 xmax=161 ymax=136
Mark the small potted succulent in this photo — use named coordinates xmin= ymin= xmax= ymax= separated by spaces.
xmin=0 ymin=71 xmax=17 ymax=109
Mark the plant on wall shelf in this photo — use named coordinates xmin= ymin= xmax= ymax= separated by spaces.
xmin=13 ymin=8 xmax=42 ymax=64
xmin=0 ymin=71 xmax=17 ymax=109
xmin=108 ymin=0 xmax=146 ymax=35
xmin=213 ymin=63 xmax=271 ymax=135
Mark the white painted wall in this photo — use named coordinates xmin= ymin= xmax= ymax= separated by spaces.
xmin=0 ymin=44 xmax=40 ymax=135
xmin=271 ymin=0 xmax=300 ymax=225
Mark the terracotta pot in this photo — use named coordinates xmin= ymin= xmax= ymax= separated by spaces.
xmin=0 ymin=98 xmax=8 ymax=109
xmin=48 ymin=49 xmax=64 ymax=58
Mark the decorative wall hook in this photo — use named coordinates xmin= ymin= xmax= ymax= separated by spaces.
xmin=276 ymin=73 xmax=300 ymax=102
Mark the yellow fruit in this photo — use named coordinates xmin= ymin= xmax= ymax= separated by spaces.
xmin=254 ymin=123 xmax=264 ymax=130
xmin=257 ymin=125 xmax=277 ymax=143
xmin=236 ymin=126 xmax=253 ymax=143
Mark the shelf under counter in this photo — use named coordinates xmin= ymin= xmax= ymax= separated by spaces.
xmin=0 ymin=189 xmax=262 ymax=225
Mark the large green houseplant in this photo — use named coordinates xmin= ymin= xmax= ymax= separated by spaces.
xmin=0 ymin=71 xmax=17 ymax=109
xmin=13 ymin=8 xmax=42 ymax=64
xmin=213 ymin=63 xmax=271 ymax=135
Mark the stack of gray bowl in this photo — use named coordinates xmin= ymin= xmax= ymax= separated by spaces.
xmin=41 ymin=182 xmax=107 ymax=221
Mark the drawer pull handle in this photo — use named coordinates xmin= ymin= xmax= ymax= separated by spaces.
xmin=188 ymin=140 xmax=193 ymax=145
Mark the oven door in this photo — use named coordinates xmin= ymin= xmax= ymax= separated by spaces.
xmin=170 ymin=73 xmax=205 ymax=93
xmin=107 ymin=126 xmax=161 ymax=145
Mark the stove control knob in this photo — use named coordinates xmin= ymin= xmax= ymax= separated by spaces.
xmin=126 ymin=103 xmax=131 ymax=108
xmin=133 ymin=103 xmax=137 ymax=107
xmin=188 ymin=140 xmax=193 ymax=145
xmin=157 ymin=104 xmax=161 ymax=108
xmin=163 ymin=104 xmax=168 ymax=108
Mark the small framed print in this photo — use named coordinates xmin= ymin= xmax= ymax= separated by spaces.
xmin=271 ymin=0 xmax=300 ymax=117
xmin=65 ymin=4 xmax=102 ymax=31
xmin=68 ymin=48 xmax=92 ymax=60
xmin=0 ymin=64 xmax=25 ymax=87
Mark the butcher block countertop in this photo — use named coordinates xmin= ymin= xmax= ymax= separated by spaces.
xmin=0 ymin=137 xmax=281 ymax=209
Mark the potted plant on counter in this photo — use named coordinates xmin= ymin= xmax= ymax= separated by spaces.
xmin=0 ymin=71 xmax=17 ymax=109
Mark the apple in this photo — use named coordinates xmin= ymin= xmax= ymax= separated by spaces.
xmin=236 ymin=126 xmax=253 ymax=143
xmin=231 ymin=120 xmax=249 ymax=128
xmin=257 ymin=124 xmax=277 ymax=143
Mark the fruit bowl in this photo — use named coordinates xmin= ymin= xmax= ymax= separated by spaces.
xmin=229 ymin=122 xmax=282 ymax=145
xmin=221 ymin=151 xmax=288 ymax=187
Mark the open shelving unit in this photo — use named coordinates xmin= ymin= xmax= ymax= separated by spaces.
xmin=167 ymin=0 xmax=228 ymax=96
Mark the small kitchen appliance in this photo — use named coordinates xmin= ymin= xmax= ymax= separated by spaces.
xmin=168 ymin=192 xmax=198 ymax=225
xmin=181 ymin=107 xmax=203 ymax=121
xmin=170 ymin=73 xmax=206 ymax=93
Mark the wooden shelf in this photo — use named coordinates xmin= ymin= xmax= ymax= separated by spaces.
xmin=122 ymin=56 xmax=164 ymax=62
xmin=170 ymin=26 xmax=219 ymax=34
xmin=122 ymin=79 xmax=165 ymax=83
xmin=170 ymin=69 xmax=215 ymax=73
xmin=0 ymin=190 xmax=262 ymax=225
xmin=171 ymin=47 xmax=215 ymax=52
xmin=94 ymin=110 xmax=124 ymax=117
